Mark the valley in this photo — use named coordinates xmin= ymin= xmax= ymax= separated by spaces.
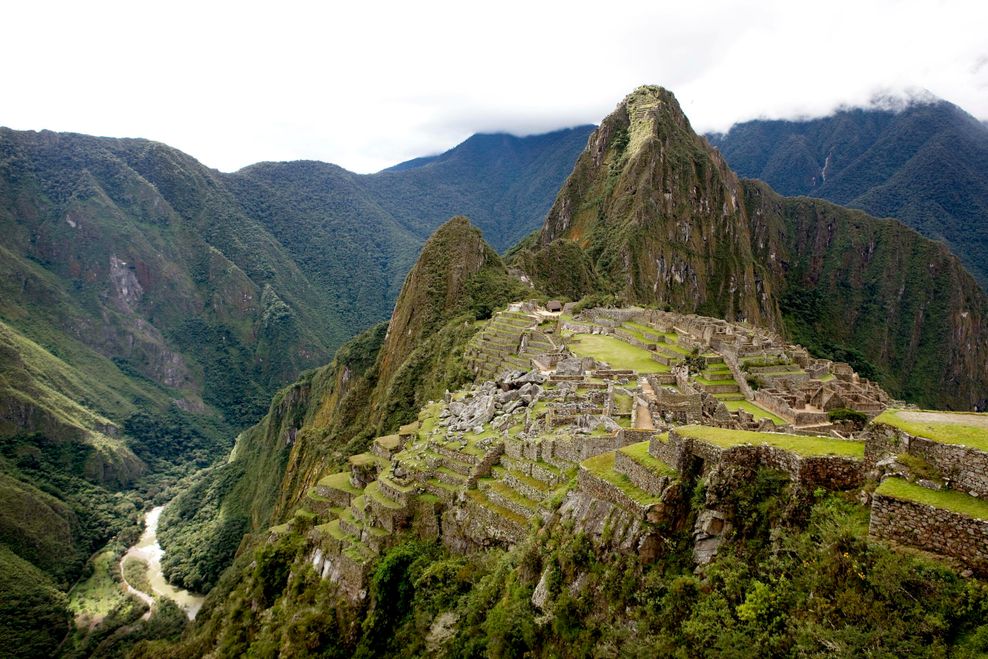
xmin=2 ymin=82 xmax=988 ymax=657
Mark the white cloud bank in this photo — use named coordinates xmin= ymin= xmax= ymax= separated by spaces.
xmin=2 ymin=0 xmax=985 ymax=173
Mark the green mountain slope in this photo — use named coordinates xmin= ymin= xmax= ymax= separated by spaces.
xmin=157 ymin=217 xmax=528 ymax=592
xmin=366 ymin=126 xmax=596 ymax=250
xmin=707 ymin=101 xmax=988 ymax=288
xmin=518 ymin=86 xmax=988 ymax=410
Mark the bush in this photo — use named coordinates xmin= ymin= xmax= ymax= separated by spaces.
xmin=827 ymin=407 xmax=868 ymax=427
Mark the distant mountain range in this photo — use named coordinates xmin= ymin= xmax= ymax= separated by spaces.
xmin=517 ymin=86 xmax=988 ymax=411
xmin=707 ymin=99 xmax=988 ymax=288
xmin=0 ymin=123 xmax=590 ymax=651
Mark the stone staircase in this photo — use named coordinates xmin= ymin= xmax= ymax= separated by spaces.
xmin=465 ymin=310 xmax=539 ymax=380
xmin=692 ymin=361 xmax=742 ymax=396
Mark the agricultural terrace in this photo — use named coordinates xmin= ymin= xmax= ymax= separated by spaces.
xmin=874 ymin=409 xmax=988 ymax=452
xmin=876 ymin=477 xmax=988 ymax=521
xmin=566 ymin=333 xmax=670 ymax=373
xmin=676 ymin=425 xmax=865 ymax=458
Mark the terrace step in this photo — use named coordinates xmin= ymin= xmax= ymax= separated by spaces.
xmin=478 ymin=478 xmax=539 ymax=518
xmin=494 ymin=466 xmax=553 ymax=502
xmin=315 ymin=472 xmax=364 ymax=507
xmin=578 ymin=452 xmax=663 ymax=516
xmin=464 ymin=490 xmax=528 ymax=541
xmin=615 ymin=442 xmax=677 ymax=496
xmin=372 ymin=433 xmax=403 ymax=459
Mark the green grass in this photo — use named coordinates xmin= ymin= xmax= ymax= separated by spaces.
xmin=68 ymin=548 xmax=128 ymax=618
xmin=723 ymin=400 xmax=787 ymax=425
xmin=466 ymin=489 xmax=527 ymax=525
xmin=318 ymin=472 xmax=363 ymax=495
xmin=873 ymin=409 xmax=988 ymax=452
xmin=349 ymin=452 xmax=385 ymax=467
xmin=876 ymin=478 xmax=988 ymax=520
xmin=581 ymin=452 xmax=663 ymax=506
xmin=816 ymin=373 xmax=835 ymax=382
xmin=618 ymin=441 xmax=677 ymax=477
xmin=365 ymin=481 xmax=404 ymax=509
xmin=676 ymin=425 xmax=864 ymax=458
xmin=566 ymin=333 xmax=670 ymax=373
xmin=694 ymin=375 xmax=737 ymax=386
xmin=613 ymin=393 xmax=633 ymax=414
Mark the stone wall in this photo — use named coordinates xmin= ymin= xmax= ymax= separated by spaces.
xmin=614 ymin=450 xmax=673 ymax=496
xmin=661 ymin=429 xmax=865 ymax=492
xmin=866 ymin=425 xmax=988 ymax=499
xmin=870 ymin=494 xmax=988 ymax=574
xmin=577 ymin=465 xmax=661 ymax=521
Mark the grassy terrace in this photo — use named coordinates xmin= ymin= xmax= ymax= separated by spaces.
xmin=694 ymin=375 xmax=737 ymax=386
xmin=581 ymin=452 xmax=663 ymax=505
xmin=676 ymin=425 xmax=864 ymax=458
xmin=876 ymin=478 xmax=988 ymax=521
xmin=618 ymin=440 xmax=677 ymax=477
xmin=723 ymin=400 xmax=787 ymax=425
xmin=874 ymin=409 xmax=988 ymax=452
xmin=566 ymin=333 xmax=670 ymax=373
xmin=318 ymin=472 xmax=363 ymax=495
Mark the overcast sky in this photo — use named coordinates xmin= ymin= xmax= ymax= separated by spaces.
xmin=3 ymin=0 xmax=986 ymax=173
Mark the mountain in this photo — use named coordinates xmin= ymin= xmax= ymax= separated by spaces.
xmin=155 ymin=217 xmax=528 ymax=594
xmin=0 ymin=127 xmax=588 ymax=655
xmin=707 ymin=100 xmax=988 ymax=288
xmin=366 ymin=126 xmax=596 ymax=250
xmin=516 ymin=86 xmax=988 ymax=411
xmin=148 ymin=216 xmax=988 ymax=658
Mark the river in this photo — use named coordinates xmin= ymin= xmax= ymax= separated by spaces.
xmin=121 ymin=505 xmax=205 ymax=620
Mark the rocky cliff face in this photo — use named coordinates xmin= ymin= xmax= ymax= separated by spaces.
xmin=160 ymin=218 xmax=528 ymax=587
xmin=538 ymin=86 xmax=778 ymax=326
xmin=524 ymin=86 xmax=988 ymax=410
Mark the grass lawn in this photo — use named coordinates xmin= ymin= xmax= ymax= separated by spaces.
xmin=68 ymin=548 xmax=129 ymax=618
xmin=618 ymin=440 xmax=677 ymax=477
xmin=567 ymin=333 xmax=669 ymax=373
xmin=694 ymin=375 xmax=737 ymax=386
xmin=723 ymin=400 xmax=787 ymax=425
xmin=613 ymin=393 xmax=633 ymax=414
xmin=581 ymin=452 xmax=663 ymax=505
xmin=318 ymin=472 xmax=363 ymax=495
xmin=876 ymin=477 xmax=988 ymax=520
xmin=874 ymin=409 xmax=988 ymax=452
xmin=676 ymin=425 xmax=864 ymax=458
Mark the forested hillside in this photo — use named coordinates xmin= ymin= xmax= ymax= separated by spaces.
xmin=708 ymin=100 xmax=988 ymax=288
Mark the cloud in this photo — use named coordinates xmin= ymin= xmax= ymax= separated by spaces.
xmin=2 ymin=0 xmax=986 ymax=173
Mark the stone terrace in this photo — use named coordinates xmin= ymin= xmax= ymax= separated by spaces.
xmin=275 ymin=305 xmax=980 ymax=599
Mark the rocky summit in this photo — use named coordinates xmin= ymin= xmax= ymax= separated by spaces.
xmin=514 ymin=86 xmax=988 ymax=411
xmin=6 ymin=83 xmax=988 ymax=659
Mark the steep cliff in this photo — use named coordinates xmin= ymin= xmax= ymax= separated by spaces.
xmin=535 ymin=86 xmax=778 ymax=325
xmin=159 ymin=218 xmax=528 ymax=590
xmin=521 ymin=86 xmax=988 ymax=410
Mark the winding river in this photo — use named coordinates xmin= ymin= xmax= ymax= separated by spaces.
xmin=120 ymin=505 xmax=205 ymax=620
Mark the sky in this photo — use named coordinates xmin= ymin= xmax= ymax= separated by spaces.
xmin=3 ymin=0 xmax=986 ymax=174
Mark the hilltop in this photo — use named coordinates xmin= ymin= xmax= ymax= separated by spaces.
xmin=514 ymin=86 xmax=988 ymax=411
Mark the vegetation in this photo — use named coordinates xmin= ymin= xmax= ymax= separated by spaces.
xmin=0 ymin=546 xmax=70 ymax=659
xmin=676 ymin=425 xmax=865 ymax=458
xmin=161 ymin=486 xmax=988 ymax=658
xmin=876 ymin=477 xmax=988 ymax=520
xmin=123 ymin=557 xmax=152 ymax=595
xmin=827 ymin=407 xmax=869 ymax=428
xmin=874 ymin=409 xmax=988 ymax=451
xmin=567 ymin=333 xmax=670 ymax=373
